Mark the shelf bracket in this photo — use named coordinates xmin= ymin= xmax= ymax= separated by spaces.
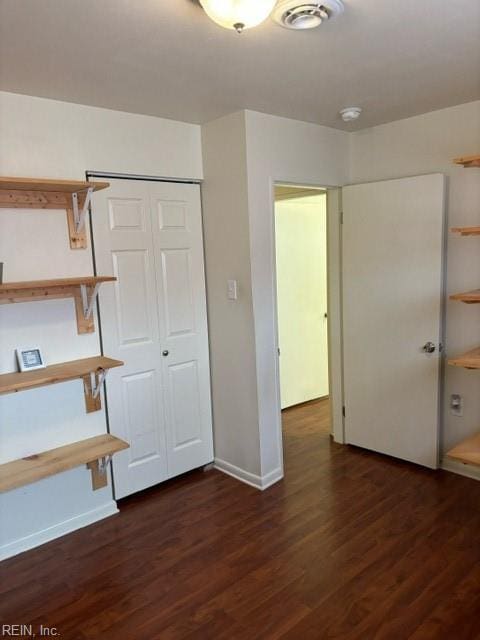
xmin=86 ymin=455 xmax=112 ymax=490
xmin=82 ymin=367 xmax=107 ymax=413
xmin=72 ymin=187 xmax=93 ymax=234
xmin=66 ymin=187 xmax=93 ymax=250
xmin=99 ymin=454 xmax=113 ymax=473
xmin=80 ymin=283 xmax=101 ymax=321
xmin=74 ymin=283 xmax=103 ymax=334
xmin=91 ymin=368 xmax=107 ymax=399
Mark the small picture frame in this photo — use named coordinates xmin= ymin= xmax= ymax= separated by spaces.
xmin=16 ymin=347 xmax=46 ymax=372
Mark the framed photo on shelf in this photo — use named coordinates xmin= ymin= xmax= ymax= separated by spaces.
xmin=16 ymin=347 xmax=46 ymax=372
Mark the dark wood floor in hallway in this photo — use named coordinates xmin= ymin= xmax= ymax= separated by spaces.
xmin=1 ymin=398 xmax=480 ymax=639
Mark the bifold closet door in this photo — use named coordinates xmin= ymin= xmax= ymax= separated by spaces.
xmin=92 ymin=178 xmax=213 ymax=498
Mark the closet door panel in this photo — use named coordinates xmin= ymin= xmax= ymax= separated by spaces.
xmin=92 ymin=180 xmax=168 ymax=499
xmin=150 ymin=182 xmax=214 ymax=477
xmin=161 ymin=248 xmax=196 ymax=336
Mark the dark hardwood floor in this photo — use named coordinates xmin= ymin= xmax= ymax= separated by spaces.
xmin=1 ymin=398 xmax=480 ymax=639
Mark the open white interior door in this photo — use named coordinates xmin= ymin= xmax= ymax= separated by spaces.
xmin=342 ymin=174 xmax=445 ymax=468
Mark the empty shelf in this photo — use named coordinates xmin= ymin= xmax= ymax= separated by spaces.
xmin=450 ymin=289 xmax=480 ymax=304
xmin=0 ymin=276 xmax=115 ymax=293
xmin=0 ymin=276 xmax=116 ymax=334
xmin=451 ymin=226 xmax=480 ymax=236
xmin=448 ymin=348 xmax=480 ymax=370
xmin=0 ymin=177 xmax=109 ymax=194
xmin=0 ymin=434 xmax=129 ymax=493
xmin=0 ymin=176 xmax=109 ymax=249
xmin=453 ymin=155 xmax=480 ymax=168
xmin=447 ymin=433 xmax=480 ymax=467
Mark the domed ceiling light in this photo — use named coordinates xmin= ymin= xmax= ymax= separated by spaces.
xmin=340 ymin=107 xmax=362 ymax=122
xmin=199 ymin=0 xmax=277 ymax=33
xmin=273 ymin=1 xmax=344 ymax=30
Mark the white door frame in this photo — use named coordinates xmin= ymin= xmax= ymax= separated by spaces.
xmin=270 ymin=179 xmax=345 ymax=461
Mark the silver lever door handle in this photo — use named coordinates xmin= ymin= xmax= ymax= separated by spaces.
xmin=422 ymin=342 xmax=436 ymax=354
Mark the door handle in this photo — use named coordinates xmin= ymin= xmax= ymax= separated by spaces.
xmin=422 ymin=342 xmax=436 ymax=354
xmin=162 ymin=350 xmax=169 ymax=357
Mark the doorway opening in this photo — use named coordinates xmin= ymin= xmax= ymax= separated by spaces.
xmin=274 ymin=184 xmax=331 ymax=445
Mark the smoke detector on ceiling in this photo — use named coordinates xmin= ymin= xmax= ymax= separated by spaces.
xmin=339 ymin=107 xmax=362 ymax=122
xmin=273 ymin=0 xmax=344 ymax=30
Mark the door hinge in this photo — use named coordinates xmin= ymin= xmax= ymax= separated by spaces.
xmin=342 ymin=405 xmax=346 ymax=417
xmin=340 ymin=211 xmax=344 ymax=224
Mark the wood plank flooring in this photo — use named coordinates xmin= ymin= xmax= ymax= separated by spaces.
xmin=1 ymin=398 xmax=480 ymax=639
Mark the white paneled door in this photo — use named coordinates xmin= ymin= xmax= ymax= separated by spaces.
xmin=92 ymin=178 xmax=213 ymax=498
xmin=342 ymin=174 xmax=445 ymax=468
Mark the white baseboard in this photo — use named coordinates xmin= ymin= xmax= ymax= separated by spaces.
xmin=441 ymin=458 xmax=480 ymax=482
xmin=0 ymin=501 xmax=118 ymax=561
xmin=214 ymin=458 xmax=283 ymax=490
xmin=261 ymin=466 xmax=284 ymax=489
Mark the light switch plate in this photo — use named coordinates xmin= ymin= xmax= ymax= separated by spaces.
xmin=227 ymin=279 xmax=238 ymax=300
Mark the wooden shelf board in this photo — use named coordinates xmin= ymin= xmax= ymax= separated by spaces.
xmin=448 ymin=347 xmax=480 ymax=370
xmin=450 ymin=289 xmax=480 ymax=304
xmin=447 ymin=433 xmax=480 ymax=467
xmin=0 ymin=177 xmax=110 ymax=250
xmin=0 ymin=276 xmax=115 ymax=293
xmin=451 ymin=226 xmax=480 ymax=236
xmin=0 ymin=356 xmax=123 ymax=395
xmin=453 ymin=155 xmax=480 ymax=168
xmin=0 ymin=177 xmax=109 ymax=193
xmin=0 ymin=276 xmax=116 ymax=335
xmin=0 ymin=434 xmax=129 ymax=493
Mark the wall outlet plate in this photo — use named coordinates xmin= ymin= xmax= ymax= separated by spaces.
xmin=450 ymin=393 xmax=463 ymax=417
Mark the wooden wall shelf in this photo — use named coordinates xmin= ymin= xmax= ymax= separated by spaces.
xmin=0 ymin=276 xmax=116 ymax=334
xmin=451 ymin=227 xmax=480 ymax=236
xmin=0 ymin=177 xmax=109 ymax=250
xmin=453 ymin=155 xmax=480 ymax=168
xmin=447 ymin=433 xmax=480 ymax=467
xmin=448 ymin=347 xmax=480 ymax=370
xmin=0 ymin=434 xmax=129 ymax=493
xmin=450 ymin=289 xmax=480 ymax=304
xmin=0 ymin=356 xmax=123 ymax=413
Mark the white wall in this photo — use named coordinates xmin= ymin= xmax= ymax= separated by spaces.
xmin=0 ymin=91 xmax=202 ymax=558
xmin=201 ymin=110 xmax=349 ymax=487
xmin=244 ymin=111 xmax=349 ymax=481
xmin=349 ymin=101 xmax=480 ymax=469
xmin=275 ymin=193 xmax=329 ymax=408
xmin=201 ymin=112 xmax=262 ymax=485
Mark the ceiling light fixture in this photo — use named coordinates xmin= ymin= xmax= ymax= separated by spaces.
xmin=339 ymin=107 xmax=362 ymax=122
xmin=273 ymin=1 xmax=344 ymax=30
xmin=199 ymin=0 xmax=277 ymax=33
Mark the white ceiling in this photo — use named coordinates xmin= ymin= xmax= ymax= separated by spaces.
xmin=1 ymin=0 xmax=479 ymax=130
